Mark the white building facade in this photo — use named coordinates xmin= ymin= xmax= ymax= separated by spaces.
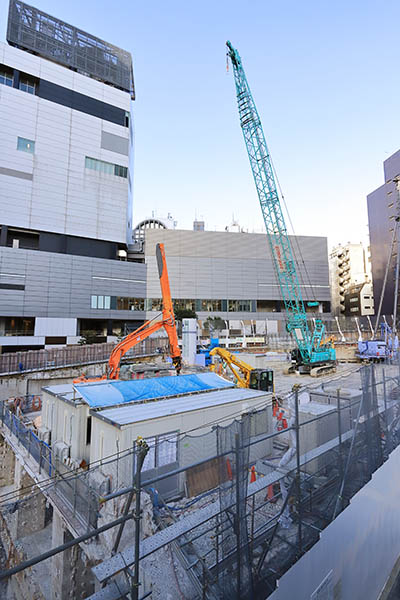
xmin=329 ymin=243 xmax=373 ymax=316
xmin=0 ymin=0 xmax=149 ymax=352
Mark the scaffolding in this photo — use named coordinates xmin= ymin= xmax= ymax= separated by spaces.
xmin=0 ymin=359 xmax=400 ymax=599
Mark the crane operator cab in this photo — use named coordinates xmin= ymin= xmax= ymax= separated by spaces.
xmin=249 ymin=369 xmax=274 ymax=391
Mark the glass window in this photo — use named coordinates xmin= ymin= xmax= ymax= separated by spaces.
xmin=85 ymin=156 xmax=128 ymax=178
xmin=142 ymin=437 xmax=156 ymax=471
xmin=200 ymin=299 xmax=222 ymax=311
xmin=19 ymin=77 xmax=36 ymax=94
xmin=97 ymin=295 xmax=104 ymax=309
xmin=173 ymin=299 xmax=195 ymax=311
xmin=104 ymin=296 xmax=111 ymax=309
xmin=91 ymin=295 xmax=97 ymax=309
xmin=114 ymin=164 xmax=128 ymax=178
xmin=229 ymin=300 xmax=251 ymax=312
xmin=0 ymin=69 xmax=13 ymax=87
xmin=128 ymin=297 xmax=144 ymax=311
xmin=17 ymin=137 xmax=35 ymax=154
xmin=157 ymin=433 xmax=178 ymax=466
xmin=115 ymin=297 xmax=145 ymax=311
xmin=238 ymin=300 xmax=251 ymax=312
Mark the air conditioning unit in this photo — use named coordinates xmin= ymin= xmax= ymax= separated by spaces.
xmin=37 ymin=427 xmax=51 ymax=445
xmin=53 ymin=441 xmax=70 ymax=462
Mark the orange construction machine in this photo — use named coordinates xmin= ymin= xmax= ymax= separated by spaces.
xmin=74 ymin=243 xmax=181 ymax=382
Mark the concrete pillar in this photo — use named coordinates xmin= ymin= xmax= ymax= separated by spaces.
xmin=11 ymin=461 xmax=46 ymax=539
xmin=51 ymin=511 xmax=95 ymax=600
xmin=0 ymin=433 xmax=15 ymax=488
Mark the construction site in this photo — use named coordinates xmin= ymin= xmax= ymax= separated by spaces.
xmin=1 ymin=1 xmax=400 ymax=599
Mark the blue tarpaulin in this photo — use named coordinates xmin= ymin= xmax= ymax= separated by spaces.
xmin=74 ymin=373 xmax=234 ymax=409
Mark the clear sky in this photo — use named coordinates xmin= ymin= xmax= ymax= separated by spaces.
xmin=1 ymin=0 xmax=400 ymax=248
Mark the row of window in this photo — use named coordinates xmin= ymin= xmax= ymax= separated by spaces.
xmin=14 ymin=139 xmax=127 ymax=177
xmin=0 ymin=63 xmax=128 ymax=127
xmin=0 ymin=69 xmax=36 ymax=94
xmin=85 ymin=156 xmax=128 ymax=178
xmin=91 ymin=296 xmax=330 ymax=313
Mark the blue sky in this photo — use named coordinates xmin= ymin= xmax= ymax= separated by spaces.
xmin=1 ymin=0 xmax=400 ymax=248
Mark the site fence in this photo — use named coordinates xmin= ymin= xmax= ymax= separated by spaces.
xmin=0 ymin=400 xmax=52 ymax=477
xmin=0 ymin=337 xmax=169 ymax=376
xmin=93 ymin=359 xmax=400 ymax=599
xmin=2 ymin=360 xmax=400 ymax=599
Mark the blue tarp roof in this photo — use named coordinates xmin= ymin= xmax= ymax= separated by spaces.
xmin=74 ymin=373 xmax=234 ymax=409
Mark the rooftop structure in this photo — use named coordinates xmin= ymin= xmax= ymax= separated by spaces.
xmin=7 ymin=0 xmax=134 ymax=97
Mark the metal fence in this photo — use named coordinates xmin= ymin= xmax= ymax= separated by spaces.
xmin=0 ymin=337 xmax=169 ymax=375
xmin=2 ymin=359 xmax=400 ymax=599
xmin=89 ymin=359 xmax=400 ymax=599
xmin=0 ymin=401 xmax=52 ymax=476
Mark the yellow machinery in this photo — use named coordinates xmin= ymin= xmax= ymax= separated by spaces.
xmin=210 ymin=347 xmax=273 ymax=391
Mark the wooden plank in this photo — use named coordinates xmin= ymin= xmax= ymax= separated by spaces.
xmin=186 ymin=456 xmax=228 ymax=497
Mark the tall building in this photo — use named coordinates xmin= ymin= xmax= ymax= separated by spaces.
xmin=367 ymin=149 xmax=400 ymax=318
xmin=0 ymin=0 xmax=147 ymax=352
xmin=329 ymin=243 xmax=373 ymax=316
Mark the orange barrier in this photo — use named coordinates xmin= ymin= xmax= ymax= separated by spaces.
xmin=226 ymin=458 xmax=233 ymax=481
xmin=32 ymin=396 xmax=42 ymax=411
xmin=250 ymin=465 xmax=256 ymax=483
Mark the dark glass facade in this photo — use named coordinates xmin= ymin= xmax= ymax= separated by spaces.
xmin=367 ymin=150 xmax=400 ymax=316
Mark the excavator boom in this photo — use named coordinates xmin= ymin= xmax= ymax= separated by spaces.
xmin=74 ymin=243 xmax=181 ymax=382
xmin=107 ymin=243 xmax=181 ymax=379
xmin=210 ymin=347 xmax=273 ymax=391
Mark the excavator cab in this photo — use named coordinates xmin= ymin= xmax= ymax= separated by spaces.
xmin=249 ymin=369 xmax=274 ymax=392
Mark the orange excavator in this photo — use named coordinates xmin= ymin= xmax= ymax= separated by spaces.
xmin=74 ymin=243 xmax=181 ymax=383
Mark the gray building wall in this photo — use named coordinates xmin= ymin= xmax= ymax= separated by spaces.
xmin=0 ymin=247 xmax=146 ymax=345
xmin=367 ymin=149 xmax=400 ymax=316
xmin=144 ymin=229 xmax=331 ymax=321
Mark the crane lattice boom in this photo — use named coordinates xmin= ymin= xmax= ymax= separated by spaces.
xmin=226 ymin=41 xmax=335 ymax=368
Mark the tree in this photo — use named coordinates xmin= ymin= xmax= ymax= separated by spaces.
xmin=203 ymin=317 xmax=225 ymax=334
xmin=78 ymin=330 xmax=101 ymax=345
xmin=174 ymin=308 xmax=197 ymax=321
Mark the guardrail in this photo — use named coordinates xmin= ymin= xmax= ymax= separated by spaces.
xmin=0 ymin=400 xmax=52 ymax=476
xmin=0 ymin=337 xmax=169 ymax=375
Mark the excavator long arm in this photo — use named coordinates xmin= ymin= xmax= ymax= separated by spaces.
xmin=210 ymin=347 xmax=254 ymax=388
xmin=157 ymin=243 xmax=181 ymax=372
xmin=74 ymin=243 xmax=181 ymax=383
xmin=108 ymin=319 xmax=171 ymax=379
xmin=108 ymin=243 xmax=181 ymax=379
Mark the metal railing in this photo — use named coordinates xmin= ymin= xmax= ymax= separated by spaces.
xmin=0 ymin=337 xmax=169 ymax=375
xmin=0 ymin=401 xmax=52 ymax=476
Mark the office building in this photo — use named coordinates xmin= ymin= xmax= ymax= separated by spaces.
xmin=367 ymin=149 xmax=400 ymax=318
xmin=0 ymin=0 xmax=147 ymax=352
